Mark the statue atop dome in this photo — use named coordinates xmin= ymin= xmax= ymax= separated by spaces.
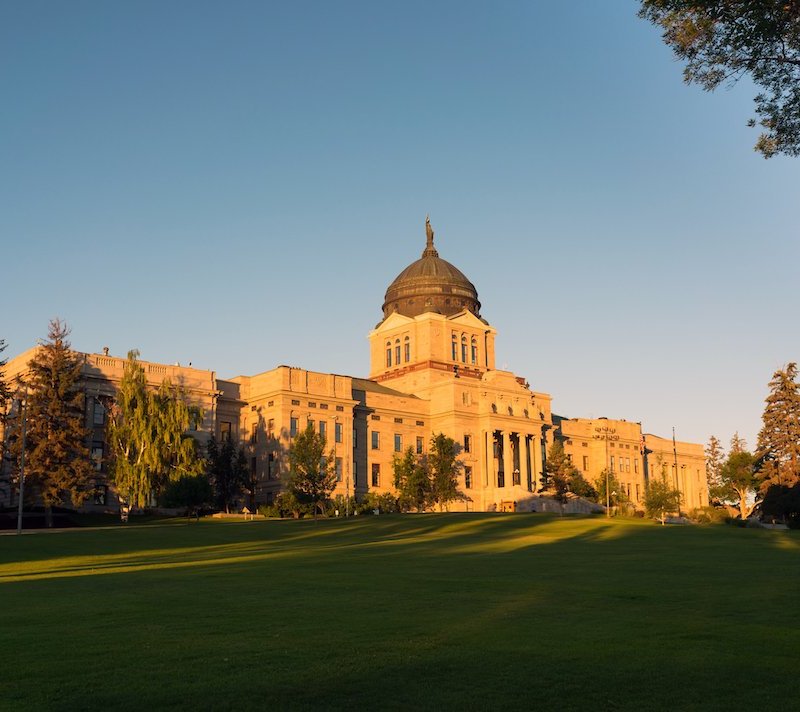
xmin=423 ymin=215 xmax=438 ymax=257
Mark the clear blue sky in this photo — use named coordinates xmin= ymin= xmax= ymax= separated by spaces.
xmin=2 ymin=1 xmax=797 ymax=451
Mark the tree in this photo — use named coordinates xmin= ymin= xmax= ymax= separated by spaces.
xmin=639 ymin=1 xmax=800 ymax=157
xmin=730 ymin=431 xmax=748 ymax=454
xmin=206 ymin=435 xmax=247 ymax=513
xmin=644 ymin=475 xmax=683 ymax=525
xmin=760 ymin=482 xmax=800 ymax=527
xmin=595 ymin=469 xmax=629 ymax=512
xmin=392 ymin=447 xmax=430 ymax=512
xmin=107 ymin=350 xmax=203 ymax=509
xmin=543 ymin=441 xmax=573 ymax=514
xmin=718 ymin=450 xmax=758 ymax=520
xmin=10 ymin=320 xmax=93 ymax=525
xmin=427 ymin=433 xmax=464 ymax=511
xmin=162 ymin=473 xmax=213 ymax=517
xmin=756 ymin=362 xmax=800 ymax=492
xmin=286 ymin=423 xmax=336 ymax=519
xmin=705 ymin=435 xmax=726 ymax=503
xmin=0 ymin=339 xmax=10 ymax=465
xmin=568 ymin=469 xmax=598 ymax=501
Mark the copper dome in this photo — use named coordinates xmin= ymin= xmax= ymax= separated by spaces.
xmin=382 ymin=218 xmax=481 ymax=320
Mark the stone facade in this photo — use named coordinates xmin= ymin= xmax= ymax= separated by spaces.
xmin=1 ymin=222 xmax=708 ymax=513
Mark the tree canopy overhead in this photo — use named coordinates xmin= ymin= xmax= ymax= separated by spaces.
xmin=639 ymin=1 xmax=800 ymax=157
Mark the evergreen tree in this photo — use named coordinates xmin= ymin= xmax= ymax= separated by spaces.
xmin=107 ymin=350 xmax=203 ymax=509
xmin=544 ymin=441 xmax=572 ymax=513
xmin=756 ymin=363 xmax=800 ymax=491
xmin=730 ymin=432 xmax=747 ymax=455
xmin=705 ymin=435 xmax=726 ymax=504
xmin=718 ymin=450 xmax=757 ymax=520
xmin=286 ymin=422 xmax=336 ymax=518
xmin=11 ymin=320 xmax=93 ymax=525
xmin=206 ymin=435 xmax=248 ymax=513
xmin=392 ymin=447 xmax=430 ymax=512
xmin=428 ymin=433 xmax=464 ymax=511
xmin=0 ymin=339 xmax=10 ymax=465
xmin=567 ymin=470 xmax=598 ymax=501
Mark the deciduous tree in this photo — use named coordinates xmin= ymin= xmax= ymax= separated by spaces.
xmin=427 ymin=433 xmax=464 ymax=511
xmin=11 ymin=320 xmax=93 ymax=525
xmin=644 ymin=475 xmax=683 ymax=525
xmin=719 ymin=450 xmax=757 ymax=520
xmin=639 ymin=1 xmax=800 ymax=157
xmin=107 ymin=350 xmax=203 ymax=508
xmin=392 ymin=447 xmax=430 ymax=512
xmin=756 ymin=362 xmax=800 ymax=491
xmin=286 ymin=423 xmax=336 ymax=518
xmin=206 ymin=435 xmax=247 ymax=513
xmin=595 ymin=469 xmax=629 ymax=511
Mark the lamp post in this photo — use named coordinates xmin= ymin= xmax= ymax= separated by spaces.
xmin=593 ymin=425 xmax=617 ymax=519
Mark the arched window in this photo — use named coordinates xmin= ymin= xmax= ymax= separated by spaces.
xmin=470 ymin=337 xmax=477 ymax=365
xmin=395 ymin=339 xmax=401 ymax=365
xmin=386 ymin=341 xmax=392 ymax=367
xmin=404 ymin=336 xmax=410 ymax=362
xmin=451 ymin=333 xmax=458 ymax=361
xmin=461 ymin=335 xmax=467 ymax=363
xmin=491 ymin=403 xmax=498 ymax=414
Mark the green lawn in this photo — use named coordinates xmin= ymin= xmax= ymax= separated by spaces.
xmin=2 ymin=515 xmax=798 ymax=711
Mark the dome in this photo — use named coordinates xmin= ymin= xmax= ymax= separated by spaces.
xmin=382 ymin=218 xmax=481 ymax=320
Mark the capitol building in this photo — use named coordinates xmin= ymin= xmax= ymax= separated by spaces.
xmin=2 ymin=219 xmax=708 ymax=513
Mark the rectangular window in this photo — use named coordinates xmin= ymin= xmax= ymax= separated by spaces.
xmin=610 ymin=455 xmax=615 ymax=471
xmin=498 ymin=469 xmax=505 ymax=487
xmin=636 ymin=483 xmax=640 ymax=501
xmin=464 ymin=434 xmax=471 ymax=453
xmin=94 ymin=485 xmax=107 ymax=506
xmin=386 ymin=346 xmax=392 ymax=367
xmin=335 ymin=457 xmax=343 ymax=482
xmin=566 ymin=453 xmax=573 ymax=464
xmin=416 ymin=436 xmax=424 ymax=455
xmin=394 ymin=434 xmax=402 ymax=452
xmin=220 ymin=421 xmax=232 ymax=442
xmin=395 ymin=344 xmax=401 ymax=364
xmin=250 ymin=423 xmax=258 ymax=444
xmin=290 ymin=417 xmax=298 ymax=438
xmin=267 ymin=418 xmax=274 ymax=436
xmin=404 ymin=341 xmax=410 ymax=362
xmin=416 ymin=420 xmax=424 ymax=426
xmin=465 ymin=466 xmax=473 ymax=489
xmin=582 ymin=455 xmax=589 ymax=471
xmin=371 ymin=431 xmax=380 ymax=450
xmin=291 ymin=399 xmax=300 ymax=406
xmin=268 ymin=453 xmax=276 ymax=479
xmin=319 ymin=420 xmax=326 ymax=441
xmin=626 ymin=457 xmax=631 ymax=472
xmin=634 ymin=458 xmax=639 ymax=474
xmin=394 ymin=417 xmax=403 ymax=424
xmin=336 ymin=405 xmax=344 ymax=411
xmin=320 ymin=403 xmax=328 ymax=410
xmin=471 ymin=342 xmax=477 ymax=365
xmin=353 ymin=461 xmax=358 ymax=486
xmin=91 ymin=443 xmax=104 ymax=471
xmin=308 ymin=402 xmax=317 ymax=408
xmin=307 ymin=418 xmax=315 ymax=433
xmin=93 ymin=400 xmax=105 ymax=426
xmin=335 ymin=422 xmax=343 ymax=443
xmin=371 ymin=463 xmax=380 ymax=487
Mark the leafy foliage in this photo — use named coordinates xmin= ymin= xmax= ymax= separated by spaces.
xmin=756 ymin=362 xmax=800 ymax=491
xmin=760 ymin=482 xmax=800 ymax=528
xmin=206 ymin=435 xmax=247 ymax=513
xmin=161 ymin=474 xmax=213 ymax=513
xmin=595 ymin=469 xmax=629 ymax=510
xmin=286 ymin=423 xmax=336 ymax=517
xmin=392 ymin=447 xmax=431 ymax=512
xmin=10 ymin=320 xmax=94 ymax=518
xmin=0 ymin=339 xmax=9 ymax=424
xmin=639 ymin=1 xmax=800 ymax=157
xmin=543 ymin=441 xmax=572 ymax=510
xmin=719 ymin=450 xmax=758 ymax=519
xmin=644 ymin=474 xmax=683 ymax=524
xmin=107 ymin=350 xmax=203 ymax=508
xmin=427 ymin=433 xmax=465 ymax=511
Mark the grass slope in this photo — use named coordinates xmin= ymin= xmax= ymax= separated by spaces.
xmin=1 ymin=515 xmax=798 ymax=711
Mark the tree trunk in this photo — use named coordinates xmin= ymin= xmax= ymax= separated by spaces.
xmin=45 ymin=505 xmax=53 ymax=528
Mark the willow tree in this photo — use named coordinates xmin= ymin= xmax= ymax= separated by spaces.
xmin=107 ymin=350 xmax=203 ymax=508
xmin=11 ymin=320 xmax=93 ymax=525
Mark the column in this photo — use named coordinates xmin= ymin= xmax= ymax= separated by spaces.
xmin=502 ymin=430 xmax=513 ymax=488
xmin=521 ymin=434 xmax=531 ymax=491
